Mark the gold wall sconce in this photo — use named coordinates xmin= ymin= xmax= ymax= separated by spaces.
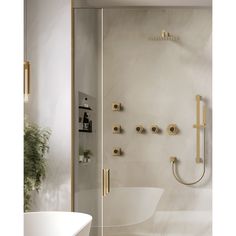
xmin=112 ymin=102 xmax=122 ymax=111
xmin=151 ymin=125 xmax=160 ymax=133
xmin=112 ymin=125 xmax=122 ymax=134
xmin=167 ymin=124 xmax=179 ymax=135
xmin=24 ymin=61 xmax=30 ymax=103
xmin=113 ymin=147 xmax=122 ymax=156
xmin=136 ymin=125 xmax=145 ymax=133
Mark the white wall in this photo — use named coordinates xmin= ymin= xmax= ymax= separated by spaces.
xmin=25 ymin=0 xmax=71 ymax=211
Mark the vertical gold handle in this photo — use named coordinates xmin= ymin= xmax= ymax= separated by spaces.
xmin=102 ymin=169 xmax=111 ymax=196
xmin=107 ymin=169 xmax=110 ymax=194
xmin=102 ymin=169 xmax=106 ymax=196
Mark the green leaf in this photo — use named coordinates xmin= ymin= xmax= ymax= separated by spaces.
xmin=24 ymin=121 xmax=51 ymax=212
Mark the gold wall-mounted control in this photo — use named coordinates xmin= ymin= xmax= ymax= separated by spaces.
xmin=151 ymin=125 xmax=159 ymax=133
xmin=167 ymin=124 xmax=179 ymax=135
xmin=136 ymin=125 xmax=145 ymax=133
xmin=112 ymin=125 xmax=121 ymax=134
xmin=112 ymin=102 xmax=121 ymax=111
xmin=113 ymin=147 xmax=122 ymax=156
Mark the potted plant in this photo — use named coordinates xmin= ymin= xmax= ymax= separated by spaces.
xmin=24 ymin=121 xmax=51 ymax=211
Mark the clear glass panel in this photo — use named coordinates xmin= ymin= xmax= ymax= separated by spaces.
xmin=73 ymin=6 xmax=212 ymax=236
xmin=73 ymin=8 xmax=103 ymax=236
xmin=102 ymin=7 xmax=212 ymax=236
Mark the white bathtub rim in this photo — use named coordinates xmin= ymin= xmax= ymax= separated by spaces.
xmin=24 ymin=211 xmax=92 ymax=236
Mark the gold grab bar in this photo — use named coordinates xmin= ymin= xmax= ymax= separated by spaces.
xmin=102 ymin=169 xmax=110 ymax=196
xmin=170 ymin=95 xmax=206 ymax=185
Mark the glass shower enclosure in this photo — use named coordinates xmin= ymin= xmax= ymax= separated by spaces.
xmin=72 ymin=1 xmax=212 ymax=236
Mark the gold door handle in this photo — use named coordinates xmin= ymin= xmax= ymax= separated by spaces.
xmin=107 ymin=169 xmax=110 ymax=194
xmin=102 ymin=169 xmax=106 ymax=196
xmin=102 ymin=169 xmax=111 ymax=196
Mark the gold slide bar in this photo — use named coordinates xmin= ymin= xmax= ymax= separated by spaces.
xmin=196 ymin=95 xmax=201 ymax=163
xmin=193 ymin=95 xmax=206 ymax=163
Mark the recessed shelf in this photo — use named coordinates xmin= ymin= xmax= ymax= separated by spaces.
xmin=79 ymin=106 xmax=92 ymax=111
xmin=79 ymin=129 xmax=92 ymax=133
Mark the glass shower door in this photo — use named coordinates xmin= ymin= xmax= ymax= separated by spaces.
xmin=102 ymin=7 xmax=212 ymax=236
xmin=73 ymin=5 xmax=212 ymax=236
xmin=73 ymin=8 xmax=103 ymax=236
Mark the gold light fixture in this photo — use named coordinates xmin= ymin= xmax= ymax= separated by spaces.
xmin=24 ymin=61 xmax=30 ymax=102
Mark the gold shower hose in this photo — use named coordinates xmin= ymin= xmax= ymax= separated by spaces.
xmin=170 ymin=95 xmax=206 ymax=186
xmin=170 ymin=129 xmax=206 ymax=185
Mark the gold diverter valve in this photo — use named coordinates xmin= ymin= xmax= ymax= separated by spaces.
xmin=112 ymin=125 xmax=121 ymax=134
xmin=167 ymin=124 xmax=178 ymax=135
xmin=136 ymin=125 xmax=145 ymax=133
xmin=151 ymin=125 xmax=159 ymax=133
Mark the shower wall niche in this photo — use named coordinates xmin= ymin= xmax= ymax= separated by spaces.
xmin=73 ymin=5 xmax=212 ymax=236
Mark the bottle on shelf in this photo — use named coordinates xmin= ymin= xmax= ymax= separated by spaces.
xmin=78 ymin=116 xmax=83 ymax=130
xmin=83 ymin=112 xmax=89 ymax=131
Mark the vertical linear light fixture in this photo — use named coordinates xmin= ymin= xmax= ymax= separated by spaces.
xmin=24 ymin=61 xmax=30 ymax=102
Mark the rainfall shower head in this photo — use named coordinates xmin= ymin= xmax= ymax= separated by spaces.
xmin=149 ymin=30 xmax=179 ymax=41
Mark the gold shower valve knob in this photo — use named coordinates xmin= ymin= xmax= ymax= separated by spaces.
xmin=167 ymin=124 xmax=179 ymax=135
xmin=112 ymin=102 xmax=121 ymax=111
xmin=113 ymin=147 xmax=122 ymax=156
xmin=136 ymin=125 xmax=145 ymax=133
xmin=112 ymin=125 xmax=121 ymax=134
xmin=151 ymin=125 xmax=159 ymax=133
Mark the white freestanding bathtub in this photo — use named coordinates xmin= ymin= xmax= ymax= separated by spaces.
xmin=24 ymin=212 xmax=92 ymax=236
xmin=76 ymin=187 xmax=164 ymax=227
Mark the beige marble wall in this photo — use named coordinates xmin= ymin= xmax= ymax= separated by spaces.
xmin=103 ymin=8 xmax=211 ymax=236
